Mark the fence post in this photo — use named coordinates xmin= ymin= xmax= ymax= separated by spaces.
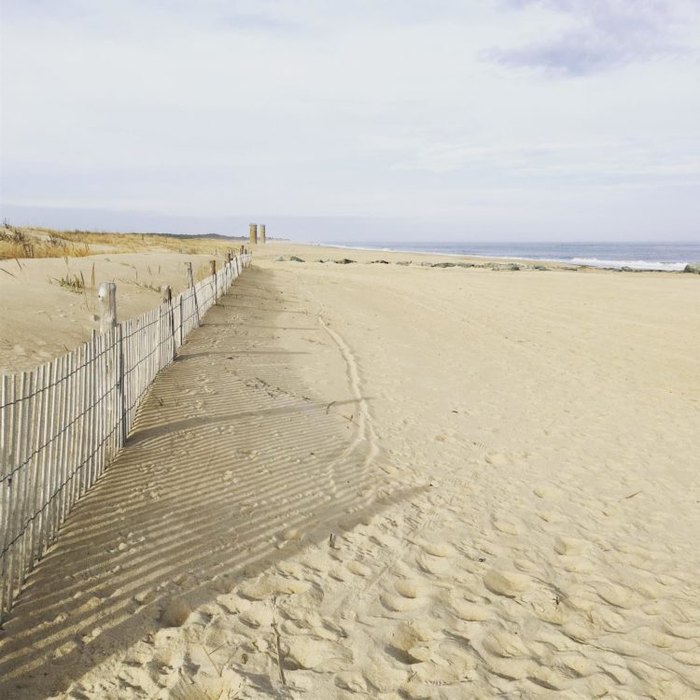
xmin=249 ymin=223 xmax=258 ymax=246
xmin=210 ymin=260 xmax=217 ymax=302
xmin=259 ymin=224 xmax=266 ymax=244
xmin=186 ymin=262 xmax=200 ymax=326
xmin=98 ymin=282 xmax=117 ymax=334
xmin=179 ymin=293 xmax=184 ymax=348
xmin=117 ymin=323 xmax=126 ymax=448
xmin=161 ymin=285 xmax=175 ymax=361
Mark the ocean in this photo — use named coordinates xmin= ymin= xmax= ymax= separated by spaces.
xmin=326 ymin=242 xmax=700 ymax=271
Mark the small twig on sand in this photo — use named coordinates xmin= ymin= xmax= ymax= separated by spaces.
xmin=201 ymin=642 xmax=226 ymax=675
xmin=325 ymin=401 xmax=335 ymax=414
xmin=342 ymin=413 xmax=359 ymax=426
xmin=271 ymin=597 xmax=287 ymax=688
xmin=622 ymin=491 xmax=642 ymax=501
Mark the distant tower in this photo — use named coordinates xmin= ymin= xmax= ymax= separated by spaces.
xmin=249 ymin=223 xmax=258 ymax=245
xmin=259 ymin=224 xmax=266 ymax=244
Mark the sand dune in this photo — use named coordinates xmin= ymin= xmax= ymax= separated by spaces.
xmin=0 ymin=252 xmax=231 ymax=372
xmin=1 ymin=242 xmax=699 ymax=698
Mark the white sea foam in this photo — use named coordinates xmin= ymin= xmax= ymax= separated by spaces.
xmin=313 ymin=242 xmax=695 ymax=272
xmin=569 ymin=258 xmax=687 ymax=271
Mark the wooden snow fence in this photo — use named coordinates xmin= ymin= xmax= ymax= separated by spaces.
xmin=0 ymin=253 xmax=252 ymax=623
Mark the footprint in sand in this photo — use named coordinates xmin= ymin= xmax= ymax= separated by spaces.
xmin=590 ymin=605 xmax=628 ymax=633
xmin=171 ymin=666 xmax=243 ymax=699
xmin=533 ymin=485 xmax=562 ymax=500
xmin=665 ymin=621 xmax=700 ymax=640
xmin=239 ymin=602 xmax=273 ymax=629
xmin=203 ymin=619 xmax=241 ymax=650
xmin=450 ymin=598 xmax=491 ymax=622
xmin=335 ymin=671 xmax=368 ymax=693
xmin=122 ymin=640 xmax=158 ymax=669
xmin=416 ymin=550 xmax=453 ymax=576
xmin=394 ymin=579 xmax=423 ymax=599
xmin=559 ymin=555 xmax=594 ymax=574
xmin=328 ymin=566 xmax=350 ymax=582
xmin=553 ymin=535 xmax=587 ymax=556
xmin=380 ymin=580 xmax=429 ymax=613
xmin=282 ymin=636 xmax=351 ymax=672
xmin=362 ymin=658 xmax=409 ymax=693
xmin=482 ymin=630 xmax=530 ymax=659
xmin=421 ymin=541 xmax=454 ymax=558
xmin=412 ymin=641 xmax=477 ymax=685
xmin=385 ymin=621 xmax=440 ymax=665
xmin=483 ymin=569 xmax=531 ymax=598
xmin=493 ymin=518 xmax=522 ymax=535
xmin=592 ymin=581 xmax=639 ymax=609
xmin=299 ymin=548 xmax=332 ymax=572
xmin=561 ymin=620 xmax=595 ymax=643
xmin=558 ymin=652 xmax=598 ymax=679
xmin=379 ymin=593 xmax=418 ymax=614
xmin=236 ymin=576 xmax=310 ymax=601
xmin=482 ymin=653 xmax=534 ymax=682
xmin=347 ymin=560 xmax=372 ymax=577
xmin=673 ymin=649 xmax=700 ymax=666
xmin=527 ymin=664 xmax=573 ymax=692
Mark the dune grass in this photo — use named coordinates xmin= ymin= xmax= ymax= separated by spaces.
xmin=0 ymin=225 xmax=91 ymax=260
xmin=0 ymin=223 xmax=246 ymax=260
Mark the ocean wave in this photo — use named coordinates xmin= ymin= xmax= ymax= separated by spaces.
xmin=319 ymin=241 xmax=696 ymax=271
xmin=569 ymin=258 xmax=687 ymax=271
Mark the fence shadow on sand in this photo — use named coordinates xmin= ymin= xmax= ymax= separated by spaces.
xmin=0 ymin=267 xmax=424 ymax=699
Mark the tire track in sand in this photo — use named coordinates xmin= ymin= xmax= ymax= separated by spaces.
xmin=315 ymin=302 xmax=380 ymax=496
xmin=309 ymin=294 xmax=467 ymax=617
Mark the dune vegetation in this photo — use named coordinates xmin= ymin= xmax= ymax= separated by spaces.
xmin=0 ymin=222 xmax=246 ymax=260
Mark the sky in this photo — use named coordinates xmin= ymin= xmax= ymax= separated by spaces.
xmin=1 ymin=0 xmax=699 ymax=242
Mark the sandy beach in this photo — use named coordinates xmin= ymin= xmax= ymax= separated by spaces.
xmin=0 ymin=249 xmax=239 ymax=372
xmin=1 ymin=241 xmax=699 ymax=698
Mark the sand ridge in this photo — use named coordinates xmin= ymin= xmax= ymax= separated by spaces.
xmin=0 ymin=242 xmax=699 ymax=698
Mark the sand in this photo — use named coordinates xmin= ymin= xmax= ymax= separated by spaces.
xmin=0 ymin=252 xmax=229 ymax=372
xmin=1 ymin=241 xmax=699 ymax=698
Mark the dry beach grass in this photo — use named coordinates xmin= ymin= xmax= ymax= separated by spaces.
xmin=0 ymin=224 xmax=245 ymax=261
xmin=0 ymin=227 xmax=245 ymax=372
xmin=0 ymin=239 xmax=699 ymax=698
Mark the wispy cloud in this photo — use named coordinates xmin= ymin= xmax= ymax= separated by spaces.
xmin=1 ymin=1 xmax=699 ymax=240
xmin=386 ymin=137 xmax=700 ymax=187
xmin=486 ymin=0 xmax=699 ymax=76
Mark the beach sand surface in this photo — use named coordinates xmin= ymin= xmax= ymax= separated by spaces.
xmin=1 ymin=241 xmax=699 ymax=698
xmin=0 ymin=252 xmax=232 ymax=372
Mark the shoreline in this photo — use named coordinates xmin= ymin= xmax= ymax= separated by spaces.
xmin=2 ymin=240 xmax=698 ymax=373
xmin=297 ymin=240 xmax=697 ymax=272
xmin=266 ymin=240 xmax=696 ymax=274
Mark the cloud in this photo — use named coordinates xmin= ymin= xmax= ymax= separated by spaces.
xmin=1 ymin=1 xmax=699 ymax=240
xmin=486 ymin=0 xmax=699 ymax=76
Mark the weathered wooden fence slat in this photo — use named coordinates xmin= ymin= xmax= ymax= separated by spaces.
xmin=0 ymin=254 xmax=252 ymax=623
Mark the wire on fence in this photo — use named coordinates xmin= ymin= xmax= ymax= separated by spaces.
xmin=0 ymin=254 xmax=252 ymax=623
